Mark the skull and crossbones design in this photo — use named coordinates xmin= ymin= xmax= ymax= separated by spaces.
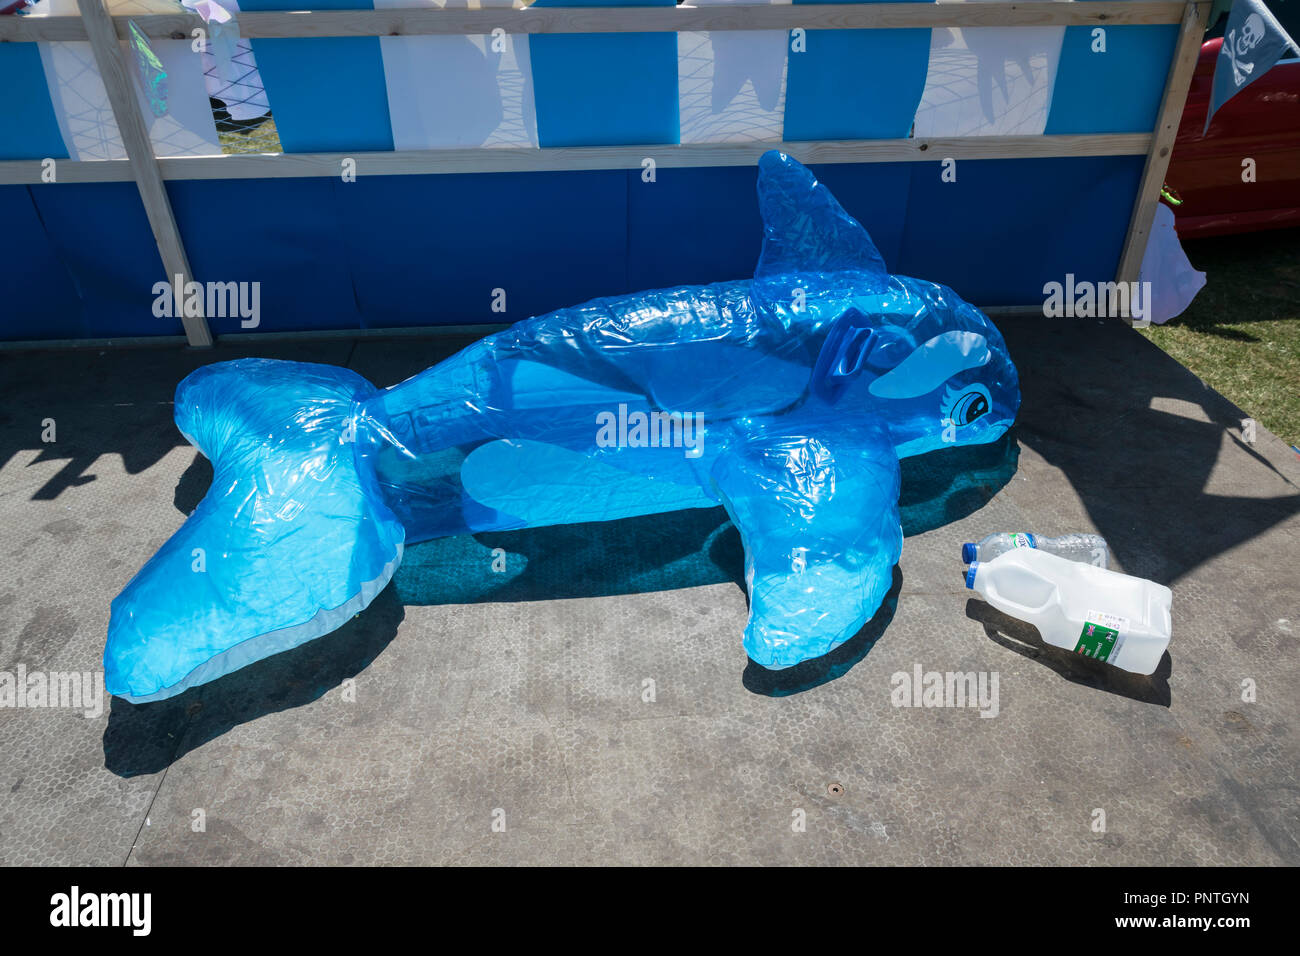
xmin=1225 ymin=13 xmax=1268 ymax=86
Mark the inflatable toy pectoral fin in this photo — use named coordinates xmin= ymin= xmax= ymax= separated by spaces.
xmin=753 ymin=151 xmax=890 ymax=284
xmin=104 ymin=360 xmax=405 ymax=703
xmin=710 ymin=415 xmax=903 ymax=669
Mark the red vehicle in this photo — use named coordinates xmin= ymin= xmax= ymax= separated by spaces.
xmin=1167 ymin=8 xmax=1300 ymax=238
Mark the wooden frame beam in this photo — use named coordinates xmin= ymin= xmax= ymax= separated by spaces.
xmin=0 ymin=2 xmax=1190 ymax=42
xmin=0 ymin=134 xmax=1154 ymax=185
xmin=1114 ymin=0 xmax=1208 ymax=304
xmin=74 ymin=0 xmax=212 ymax=347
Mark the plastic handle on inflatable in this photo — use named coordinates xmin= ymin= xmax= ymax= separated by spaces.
xmin=812 ymin=308 xmax=877 ymax=404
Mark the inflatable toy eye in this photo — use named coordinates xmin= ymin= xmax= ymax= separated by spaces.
xmin=943 ymin=384 xmax=991 ymax=426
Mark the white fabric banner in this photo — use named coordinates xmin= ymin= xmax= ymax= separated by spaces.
xmin=29 ymin=0 xmax=220 ymax=159
xmin=914 ymin=0 xmax=1065 ymax=137
xmin=678 ymin=0 xmax=789 ymax=145
xmin=376 ymin=0 xmax=538 ymax=150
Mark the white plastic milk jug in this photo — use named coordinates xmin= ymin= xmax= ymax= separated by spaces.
xmin=965 ymin=547 xmax=1172 ymax=675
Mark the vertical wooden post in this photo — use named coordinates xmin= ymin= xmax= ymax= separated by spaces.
xmin=1114 ymin=0 xmax=1209 ymax=298
xmin=76 ymin=0 xmax=213 ymax=347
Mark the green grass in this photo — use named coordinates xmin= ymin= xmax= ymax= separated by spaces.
xmin=217 ymin=115 xmax=281 ymax=155
xmin=1138 ymin=226 xmax=1300 ymax=448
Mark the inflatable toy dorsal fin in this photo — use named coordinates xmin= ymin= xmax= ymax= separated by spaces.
xmin=753 ymin=151 xmax=889 ymax=282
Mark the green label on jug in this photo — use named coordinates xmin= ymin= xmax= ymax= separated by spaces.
xmin=1075 ymin=609 xmax=1130 ymax=663
xmin=1075 ymin=620 xmax=1119 ymax=662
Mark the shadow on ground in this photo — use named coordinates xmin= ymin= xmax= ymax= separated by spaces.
xmin=999 ymin=316 xmax=1300 ymax=586
xmin=103 ymin=587 xmax=405 ymax=777
xmin=744 ymin=565 xmax=903 ymax=697
xmin=0 ymin=342 xmax=365 ymax=503
xmin=965 ymin=598 xmax=1172 ymax=707
xmin=390 ymin=432 xmax=1019 ymax=607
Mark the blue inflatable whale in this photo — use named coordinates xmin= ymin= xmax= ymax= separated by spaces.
xmin=106 ymin=151 xmax=1021 ymax=703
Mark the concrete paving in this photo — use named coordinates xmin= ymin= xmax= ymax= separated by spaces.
xmin=0 ymin=316 xmax=1297 ymax=866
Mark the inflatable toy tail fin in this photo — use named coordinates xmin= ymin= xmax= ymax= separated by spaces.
xmin=104 ymin=359 xmax=405 ymax=703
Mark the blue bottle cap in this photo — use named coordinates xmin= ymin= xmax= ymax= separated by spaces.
xmin=965 ymin=562 xmax=979 ymax=590
xmin=961 ymin=542 xmax=976 ymax=564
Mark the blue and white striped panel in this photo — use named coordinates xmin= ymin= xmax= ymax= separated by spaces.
xmin=20 ymin=0 xmax=219 ymax=160
xmin=1046 ymin=1 xmax=1180 ymax=134
xmin=0 ymin=41 xmax=67 ymax=158
xmin=783 ymin=0 xmax=930 ymax=141
xmin=239 ymin=0 xmax=393 ymax=152
xmin=529 ymin=0 xmax=679 ymax=148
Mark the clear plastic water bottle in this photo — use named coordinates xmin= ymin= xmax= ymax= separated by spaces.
xmin=961 ymin=532 xmax=1109 ymax=568
xmin=965 ymin=547 xmax=1171 ymax=675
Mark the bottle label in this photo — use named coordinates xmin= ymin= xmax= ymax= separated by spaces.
xmin=1011 ymin=532 xmax=1036 ymax=550
xmin=1075 ymin=610 xmax=1129 ymax=663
